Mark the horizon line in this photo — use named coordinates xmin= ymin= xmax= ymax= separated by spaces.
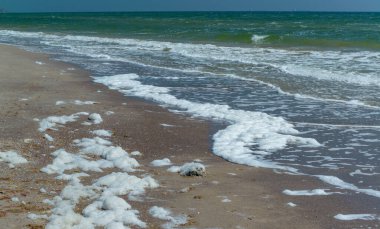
xmin=2 ymin=10 xmax=380 ymax=14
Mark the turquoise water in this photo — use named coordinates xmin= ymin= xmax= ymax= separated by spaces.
xmin=1 ymin=12 xmax=380 ymax=49
xmin=2 ymin=12 xmax=380 ymax=107
xmin=1 ymin=12 xmax=380 ymax=219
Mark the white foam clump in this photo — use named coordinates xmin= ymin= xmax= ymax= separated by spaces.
xmin=160 ymin=123 xmax=175 ymax=127
xmin=73 ymin=137 xmax=139 ymax=172
xmin=45 ymin=176 xmax=157 ymax=228
xmin=168 ymin=162 xmax=206 ymax=176
xmin=150 ymin=158 xmax=172 ymax=167
xmin=40 ymin=137 xmax=159 ymax=228
xmin=56 ymin=100 xmax=97 ymax=106
xmin=92 ymin=172 xmax=159 ymax=202
xmin=74 ymin=100 xmax=97 ymax=105
xmin=317 ymin=175 xmax=380 ymax=199
xmin=81 ymin=173 xmax=158 ymax=228
xmin=44 ymin=134 xmax=54 ymax=142
xmin=35 ymin=61 xmax=45 ymax=65
xmin=167 ymin=166 xmax=180 ymax=173
xmin=131 ymin=151 xmax=142 ymax=156
xmin=38 ymin=112 xmax=89 ymax=132
xmin=40 ymin=149 xmax=113 ymax=175
xmin=83 ymin=196 xmax=144 ymax=228
xmin=149 ymin=206 xmax=188 ymax=229
xmin=0 ymin=151 xmax=28 ymax=168
xmin=334 ymin=214 xmax=379 ymax=221
xmin=95 ymin=74 xmax=320 ymax=172
xmin=88 ymin=113 xmax=103 ymax=124
xmin=222 ymin=198 xmax=232 ymax=203
xmin=55 ymin=101 xmax=66 ymax=105
xmin=105 ymin=111 xmax=115 ymax=115
xmin=287 ymin=202 xmax=297 ymax=207
xmin=91 ymin=129 xmax=113 ymax=137
xmin=283 ymin=189 xmax=337 ymax=196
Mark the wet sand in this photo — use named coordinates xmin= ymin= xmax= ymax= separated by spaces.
xmin=0 ymin=44 xmax=376 ymax=229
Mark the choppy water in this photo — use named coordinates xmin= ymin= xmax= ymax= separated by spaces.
xmin=1 ymin=12 xmax=380 ymax=214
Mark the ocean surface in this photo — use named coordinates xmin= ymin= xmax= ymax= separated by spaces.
xmin=1 ymin=12 xmax=380 ymax=217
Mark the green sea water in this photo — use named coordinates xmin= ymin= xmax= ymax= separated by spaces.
xmin=1 ymin=12 xmax=380 ymax=50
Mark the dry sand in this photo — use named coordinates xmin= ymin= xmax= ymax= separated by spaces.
xmin=0 ymin=44 xmax=377 ymax=229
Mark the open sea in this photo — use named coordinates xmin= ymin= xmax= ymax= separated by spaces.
xmin=1 ymin=12 xmax=380 ymax=218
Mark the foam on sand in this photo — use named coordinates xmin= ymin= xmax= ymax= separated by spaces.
xmin=150 ymin=158 xmax=172 ymax=167
xmin=287 ymin=202 xmax=297 ymax=207
xmin=35 ymin=61 xmax=45 ymax=65
xmin=105 ymin=111 xmax=115 ymax=115
xmin=73 ymin=137 xmax=139 ymax=172
xmin=32 ymin=111 xmax=160 ymax=228
xmin=160 ymin=123 xmax=175 ymax=127
xmin=40 ymin=139 xmax=158 ymax=228
xmin=44 ymin=134 xmax=54 ymax=142
xmin=95 ymin=74 xmax=320 ymax=172
xmin=93 ymin=172 xmax=158 ymax=201
xmin=40 ymin=148 xmax=113 ymax=175
xmin=131 ymin=151 xmax=142 ymax=156
xmin=167 ymin=162 xmax=206 ymax=176
xmin=334 ymin=214 xmax=379 ymax=221
xmin=38 ymin=112 xmax=89 ymax=132
xmin=88 ymin=113 xmax=103 ymax=124
xmin=221 ymin=198 xmax=232 ymax=203
xmin=0 ymin=151 xmax=28 ymax=168
xmin=91 ymin=129 xmax=113 ymax=137
xmin=149 ymin=206 xmax=188 ymax=229
xmin=283 ymin=189 xmax=339 ymax=196
xmin=55 ymin=101 xmax=66 ymax=105
xmin=55 ymin=100 xmax=97 ymax=106
xmin=74 ymin=100 xmax=97 ymax=105
xmin=178 ymin=162 xmax=206 ymax=176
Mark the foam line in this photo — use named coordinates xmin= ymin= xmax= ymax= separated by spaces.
xmin=95 ymin=73 xmax=320 ymax=172
xmin=317 ymin=175 xmax=380 ymax=199
xmin=293 ymin=122 xmax=380 ymax=129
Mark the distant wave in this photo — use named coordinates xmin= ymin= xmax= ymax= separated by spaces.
xmin=251 ymin=34 xmax=269 ymax=44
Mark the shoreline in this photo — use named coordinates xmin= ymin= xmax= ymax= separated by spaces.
xmin=0 ymin=44 xmax=376 ymax=228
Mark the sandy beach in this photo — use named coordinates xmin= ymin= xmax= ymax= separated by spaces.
xmin=0 ymin=44 xmax=378 ymax=229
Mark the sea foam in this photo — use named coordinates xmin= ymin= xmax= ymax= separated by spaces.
xmin=334 ymin=214 xmax=379 ymax=221
xmin=95 ymin=73 xmax=320 ymax=172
